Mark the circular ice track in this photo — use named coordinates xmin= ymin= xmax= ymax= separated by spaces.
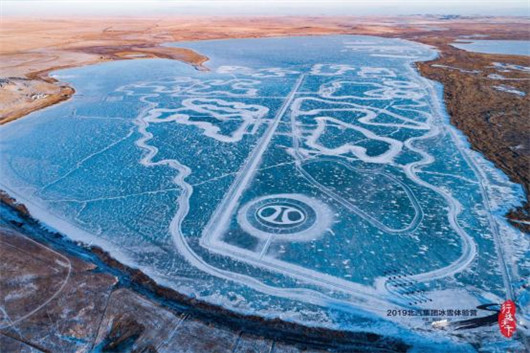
xmin=237 ymin=194 xmax=333 ymax=242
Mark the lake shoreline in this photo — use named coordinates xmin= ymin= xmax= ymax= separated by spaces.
xmin=1 ymin=16 xmax=528 ymax=231
xmin=0 ymin=190 xmax=414 ymax=352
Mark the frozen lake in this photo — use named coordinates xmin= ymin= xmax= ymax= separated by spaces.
xmin=451 ymin=39 xmax=530 ymax=56
xmin=0 ymin=35 xmax=526 ymax=351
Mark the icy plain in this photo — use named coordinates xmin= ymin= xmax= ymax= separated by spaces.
xmin=451 ymin=39 xmax=530 ymax=56
xmin=0 ymin=36 xmax=527 ymax=351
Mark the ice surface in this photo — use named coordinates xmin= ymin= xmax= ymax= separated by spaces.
xmin=451 ymin=40 xmax=530 ymax=56
xmin=493 ymin=84 xmax=526 ymax=96
xmin=0 ymin=35 xmax=526 ymax=350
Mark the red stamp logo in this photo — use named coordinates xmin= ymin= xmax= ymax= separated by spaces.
xmin=498 ymin=300 xmax=516 ymax=338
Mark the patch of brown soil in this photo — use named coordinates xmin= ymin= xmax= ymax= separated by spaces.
xmin=0 ymin=77 xmax=74 ymax=124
